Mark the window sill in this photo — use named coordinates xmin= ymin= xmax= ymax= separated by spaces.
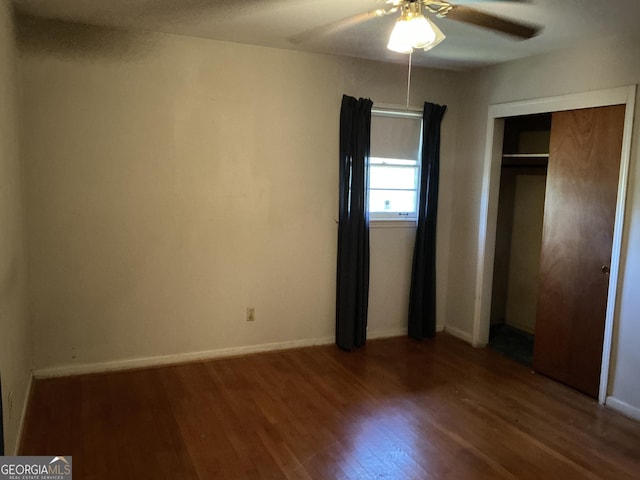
xmin=370 ymin=219 xmax=417 ymax=229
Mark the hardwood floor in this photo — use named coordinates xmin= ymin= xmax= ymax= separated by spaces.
xmin=21 ymin=334 xmax=640 ymax=479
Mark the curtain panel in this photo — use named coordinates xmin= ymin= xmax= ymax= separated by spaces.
xmin=408 ymin=102 xmax=447 ymax=340
xmin=336 ymin=95 xmax=373 ymax=351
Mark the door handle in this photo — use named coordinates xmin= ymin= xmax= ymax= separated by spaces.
xmin=602 ymin=265 xmax=610 ymax=276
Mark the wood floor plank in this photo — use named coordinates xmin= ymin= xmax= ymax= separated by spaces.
xmin=20 ymin=334 xmax=640 ymax=479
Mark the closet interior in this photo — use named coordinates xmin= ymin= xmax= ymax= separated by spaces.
xmin=489 ymin=113 xmax=551 ymax=366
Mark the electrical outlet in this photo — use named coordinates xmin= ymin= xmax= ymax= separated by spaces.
xmin=246 ymin=307 xmax=256 ymax=322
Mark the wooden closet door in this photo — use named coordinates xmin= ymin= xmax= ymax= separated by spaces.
xmin=533 ymin=105 xmax=625 ymax=398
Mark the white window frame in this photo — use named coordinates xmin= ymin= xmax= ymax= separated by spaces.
xmin=369 ymin=107 xmax=423 ymax=225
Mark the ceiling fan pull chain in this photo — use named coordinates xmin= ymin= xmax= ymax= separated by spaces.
xmin=406 ymin=49 xmax=413 ymax=109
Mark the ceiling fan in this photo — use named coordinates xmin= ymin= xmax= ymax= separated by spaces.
xmin=291 ymin=0 xmax=541 ymax=54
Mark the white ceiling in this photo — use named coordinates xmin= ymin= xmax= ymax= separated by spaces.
xmin=11 ymin=0 xmax=640 ymax=70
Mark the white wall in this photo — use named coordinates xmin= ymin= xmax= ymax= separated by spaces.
xmin=447 ymin=33 xmax=640 ymax=416
xmin=0 ymin=0 xmax=31 ymax=454
xmin=18 ymin=17 xmax=460 ymax=374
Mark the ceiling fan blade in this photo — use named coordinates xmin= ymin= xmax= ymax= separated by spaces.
xmin=289 ymin=8 xmax=387 ymax=45
xmin=445 ymin=5 xmax=541 ymax=39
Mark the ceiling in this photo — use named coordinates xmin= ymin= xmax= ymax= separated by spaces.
xmin=11 ymin=0 xmax=640 ymax=70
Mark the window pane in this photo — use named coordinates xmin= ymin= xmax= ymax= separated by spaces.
xmin=369 ymin=190 xmax=417 ymax=213
xmin=370 ymin=165 xmax=417 ymax=190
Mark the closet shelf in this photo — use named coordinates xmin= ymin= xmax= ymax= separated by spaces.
xmin=502 ymin=153 xmax=550 ymax=158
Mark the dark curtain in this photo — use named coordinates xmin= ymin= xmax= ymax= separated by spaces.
xmin=408 ymin=101 xmax=447 ymax=340
xmin=336 ymin=95 xmax=373 ymax=351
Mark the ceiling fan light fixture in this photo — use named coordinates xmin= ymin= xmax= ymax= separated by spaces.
xmin=422 ymin=17 xmax=446 ymax=52
xmin=387 ymin=2 xmax=444 ymax=54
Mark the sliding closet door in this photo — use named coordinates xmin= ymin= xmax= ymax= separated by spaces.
xmin=533 ymin=105 xmax=625 ymax=398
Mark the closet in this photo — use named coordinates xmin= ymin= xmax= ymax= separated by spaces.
xmin=490 ymin=105 xmax=625 ymax=398
xmin=490 ymin=114 xmax=550 ymax=366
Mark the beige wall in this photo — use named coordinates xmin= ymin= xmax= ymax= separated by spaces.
xmin=490 ymin=169 xmax=515 ymax=326
xmin=0 ymin=0 xmax=31 ymax=454
xmin=447 ymin=33 xmax=640 ymax=415
xmin=18 ymin=18 xmax=460 ymax=373
xmin=505 ymin=174 xmax=546 ymax=334
xmin=369 ymin=224 xmax=419 ymax=336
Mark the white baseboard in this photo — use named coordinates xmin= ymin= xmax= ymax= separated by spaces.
xmin=33 ymin=327 xmax=447 ymax=379
xmin=606 ymin=396 xmax=640 ymax=421
xmin=14 ymin=373 xmax=33 ymax=455
xmin=443 ymin=325 xmax=473 ymax=344
xmin=34 ymin=336 xmax=335 ymax=379
xmin=368 ymin=328 xmax=406 ymax=340
xmin=367 ymin=324 xmax=445 ymax=339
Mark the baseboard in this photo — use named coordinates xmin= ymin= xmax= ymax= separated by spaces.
xmin=606 ymin=396 xmax=640 ymax=421
xmin=368 ymin=328 xmax=405 ymax=340
xmin=34 ymin=327 xmax=447 ymax=379
xmin=14 ymin=373 xmax=33 ymax=455
xmin=367 ymin=324 xmax=445 ymax=340
xmin=34 ymin=336 xmax=336 ymax=379
xmin=443 ymin=325 xmax=473 ymax=344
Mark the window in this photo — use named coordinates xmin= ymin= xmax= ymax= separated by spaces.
xmin=369 ymin=157 xmax=419 ymax=219
xmin=369 ymin=108 xmax=423 ymax=221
